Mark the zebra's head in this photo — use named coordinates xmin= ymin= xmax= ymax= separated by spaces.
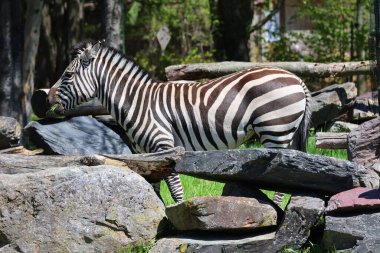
xmin=47 ymin=41 xmax=102 ymax=115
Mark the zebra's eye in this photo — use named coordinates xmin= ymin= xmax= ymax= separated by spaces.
xmin=65 ymin=71 xmax=74 ymax=78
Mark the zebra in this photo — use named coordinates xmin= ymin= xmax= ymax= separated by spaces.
xmin=47 ymin=40 xmax=312 ymax=205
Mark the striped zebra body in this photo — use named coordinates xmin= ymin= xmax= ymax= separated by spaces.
xmin=48 ymin=41 xmax=312 ymax=204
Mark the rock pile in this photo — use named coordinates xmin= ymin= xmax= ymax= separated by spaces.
xmin=0 ymin=114 xmax=379 ymax=252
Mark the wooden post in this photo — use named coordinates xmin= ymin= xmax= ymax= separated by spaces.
xmin=315 ymin=132 xmax=348 ymax=149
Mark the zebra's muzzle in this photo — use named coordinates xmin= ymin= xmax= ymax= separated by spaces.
xmin=47 ymin=83 xmax=65 ymax=117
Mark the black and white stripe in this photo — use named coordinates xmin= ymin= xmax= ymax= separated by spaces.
xmin=50 ymin=41 xmax=312 ymax=205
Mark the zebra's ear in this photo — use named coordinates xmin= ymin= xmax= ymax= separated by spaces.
xmin=90 ymin=41 xmax=102 ymax=58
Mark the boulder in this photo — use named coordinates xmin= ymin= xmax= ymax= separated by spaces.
xmin=0 ymin=116 xmax=21 ymax=149
xmin=175 ymin=149 xmax=379 ymax=195
xmin=273 ymin=193 xmax=325 ymax=251
xmin=327 ymin=121 xmax=358 ymax=132
xmin=24 ymin=116 xmax=132 ymax=155
xmin=311 ymin=82 xmax=357 ymax=128
xmin=326 ymin=187 xmax=380 ymax=213
xmin=350 ymin=91 xmax=379 ymax=122
xmin=0 ymin=165 xmax=166 ymax=252
xmin=166 ymin=196 xmax=278 ymax=231
xmin=322 ymin=211 xmax=380 ymax=250
xmin=348 ymin=117 xmax=380 ymax=174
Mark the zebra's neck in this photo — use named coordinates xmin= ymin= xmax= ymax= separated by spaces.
xmin=94 ymin=47 xmax=154 ymax=127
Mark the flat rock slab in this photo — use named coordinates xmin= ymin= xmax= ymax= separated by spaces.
xmin=24 ymin=116 xmax=132 ymax=155
xmin=0 ymin=116 xmax=21 ymax=149
xmin=274 ymin=193 xmax=325 ymax=250
xmin=166 ymin=196 xmax=277 ymax=231
xmin=175 ymin=148 xmax=379 ymax=195
xmin=311 ymin=82 xmax=357 ymax=128
xmin=348 ymin=117 xmax=380 ymax=173
xmin=0 ymin=165 xmax=166 ymax=252
xmin=150 ymin=232 xmax=277 ymax=253
xmin=322 ymin=211 xmax=380 ymax=250
xmin=326 ymin=187 xmax=380 ymax=213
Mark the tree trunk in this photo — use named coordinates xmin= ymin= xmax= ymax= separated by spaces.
xmin=356 ymin=0 xmax=366 ymax=95
xmin=101 ymin=0 xmax=124 ymax=51
xmin=214 ymin=0 xmax=253 ymax=61
xmin=22 ymin=0 xmax=43 ymax=124
xmin=0 ymin=0 xmax=24 ymax=124
xmin=35 ymin=0 xmax=84 ymax=89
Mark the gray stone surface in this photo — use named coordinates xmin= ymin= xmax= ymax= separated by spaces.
xmin=351 ymin=91 xmax=379 ymax=121
xmin=328 ymin=121 xmax=358 ymax=132
xmin=348 ymin=117 xmax=380 ymax=174
xmin=0 ymin=165 xmax=166 ymax=252
xmin=274 ymin=194 xmax=325 ymax=250
xmin=322 ymin=211 xmax=380 ymax=250
xmin=0 ymin=116 xmax=21 ymax=149
xmin=24 ymin=116 xmax=132 ymax=155
xmin=150 ymin=232 xmax=277 ymax=253
xmin=311 ymin=82 xmax=357 ymax=128
xmin=166 ymin=196 xmax=278 ymax=231
xmin=350 ymin=237 xmax=380 ymax=253
xmin=175 ymin=149 xmax=379 ymax=195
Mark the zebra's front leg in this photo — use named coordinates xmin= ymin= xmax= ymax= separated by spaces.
xmin=165 ymin=173 xmax=184 ymax=202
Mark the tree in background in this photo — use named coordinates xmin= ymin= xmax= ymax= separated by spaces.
xmin=0 ymin=0 xmax=25 ymax=125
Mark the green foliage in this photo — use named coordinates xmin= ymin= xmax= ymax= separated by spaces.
xmin=265 ymin=0 xmax=369 ymax=63
xmin=124 ymin=0 xmax=214 ymax=80
xmin=115 ymin=242 xmax=154 ymax=253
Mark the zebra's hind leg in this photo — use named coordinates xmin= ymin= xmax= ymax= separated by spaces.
xmin=165 ymin=172 xmax=184 ymax=202
xmin=272 ymin=192 xmax=285 ymax=208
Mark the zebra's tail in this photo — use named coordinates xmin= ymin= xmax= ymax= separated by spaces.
xmin=296 ymin=80 xmax=312 ymax=152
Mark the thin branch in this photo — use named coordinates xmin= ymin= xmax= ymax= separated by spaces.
xmin=249 ymin=0 xmax=285 ymax=33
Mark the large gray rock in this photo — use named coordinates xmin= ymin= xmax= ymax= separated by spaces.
xmin=351 ymin=91 xmax=379 ymax=122
xmin=24 ymin=116 xmax=132 ymax=155
xmin=273 ymin=194 xmax=325 ymax=251
xmin=0 ymin=165 xmax=166 ymax=252
xmin=166 ymin=196 xmax=278 ymax=231
xmin=348 ymin=117 xmax=380 ymax=174
xmin=322 ymin=211 xmax=380 ymax=250
xmin=175 ymin=149 xmax=379 ymax=195
xmin=311 ymin=82 xmax=357 ymax=128
xmin=0 ymin=116 xmax=21 ymax=149
xmin=327 ymin=121 xmax=358 ymax=132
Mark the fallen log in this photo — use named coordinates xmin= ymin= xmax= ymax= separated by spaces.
xmin=165 ymin=61 xmax=371 ymax=81
xmin=0 ymin=147 xmax=185 ymax=182
xmin=315 ymin=132 xmax=348 ymax=149
xmin=174 ymin=148 xmax=379 ymax=195
xmin=31 ymin=89 xmax=108 ymax=118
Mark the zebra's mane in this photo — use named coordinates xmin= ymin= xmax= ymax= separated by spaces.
xmin=71 ymin=40 xmax=155 ymax=82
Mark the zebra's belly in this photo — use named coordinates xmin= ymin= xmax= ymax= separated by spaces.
xmin=173 ymin=127 xmax=256 ymax=151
